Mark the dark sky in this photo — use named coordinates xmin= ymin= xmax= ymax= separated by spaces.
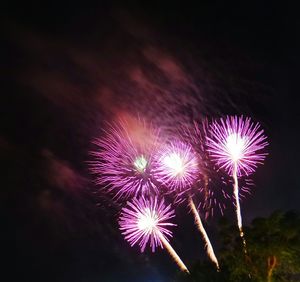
xmin=2 ymin=1 xmax=300 ymax=281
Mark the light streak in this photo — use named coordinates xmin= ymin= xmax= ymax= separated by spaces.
xmin=207 ymin=115 xmax=268 ymax=252
xmin=189 ymin=196 xmax=220 ymax=271
xmin=119 ymin=196 xmax=189 ymax=273
xmin=154 ymin=141 xmax=219 ymax=269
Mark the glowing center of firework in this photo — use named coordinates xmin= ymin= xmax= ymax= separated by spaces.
xmin=226 ymin=133 xmax=246 ymax=162
xmin=134 ymin=156 xmax=148 ymax=172
xmin=162 ymin=153 xmax=185 ymax=176
xmin=137 ymin=208 xmax=157 ymax=233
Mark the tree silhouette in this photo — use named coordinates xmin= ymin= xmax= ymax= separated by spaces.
xmin=176 ymin=210 xmax=300 ymax=281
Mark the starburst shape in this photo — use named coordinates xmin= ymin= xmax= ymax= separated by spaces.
xmin=153 ymin=141 xmax=199 ymax=192
xmin=119 ymin=196 xmax=175 ymax=252
xmin=206 ymin=116 xmax=268 ymax=176
xmin=89 ymin=119 xmax=160 ymax=199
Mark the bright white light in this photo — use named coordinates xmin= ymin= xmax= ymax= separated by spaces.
xmin=226 ymin=133 xmax=245 ymax=162
xmin=134 ymin=155 xmax=147 ymax=172
xmin=138 ymin=208 xmax=157 ymax=233
xmin=163 ymin=153 xmax=184 ymax=176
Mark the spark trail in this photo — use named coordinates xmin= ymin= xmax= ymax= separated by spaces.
xmin=153 ymin=141 xmax=219 ymax=269
xmin=233 ymin=162 xmax=247 ymax=252
xmin=119 ymin=196 xmax=189 ymax=273
xmin=207 ymin=116 xmax=268 ymax=253
xmin=157 ymin=230 xmax=190 ymax=273
xmin=189 ymin=196 xmax=220 ymax=270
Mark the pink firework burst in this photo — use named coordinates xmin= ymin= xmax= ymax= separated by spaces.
xmin=181 ymin=120 xmax=254 ymax=218
xmin=206 ymin=115 xmax=268 ymax=176
xmin=206 ymin=115 xmax=268 ymax=253
xmin=153 ymin=141 xmax=199 ymax=193
xmin=119 ymin=196 xmax=175 ymax=252
xmin=89 ymin=119 xmax=160 ymax=199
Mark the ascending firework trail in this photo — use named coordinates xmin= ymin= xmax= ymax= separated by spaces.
xmin=119 ymin=196 xmax=189 ymax=273
xmin=206 ymin=116 xmax=268 ymax=253
xmin=153 ymin=141 xmax=219 ymax=270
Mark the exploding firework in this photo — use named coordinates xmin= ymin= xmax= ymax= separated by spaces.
xmin=153 ymin=139 xmax=219 ymax=270
xmin=153 ymin=141 xmax=199 ymax=194
xmin=119 ymin=196 xmax=189 ymax=273
xmin=89 ymin=119 xmax=160 ymax=199
xmin=206 ymin=116 xmax=268 ymax=177
xmin=206 ymin=115 xmax=268 ymax=251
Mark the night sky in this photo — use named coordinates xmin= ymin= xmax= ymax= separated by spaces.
xmin=2 ymin=1 xmax=300 ymax=281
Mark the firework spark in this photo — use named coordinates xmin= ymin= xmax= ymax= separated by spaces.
xmin=119 ymin=196 xmax=189 ymax=273
xmin=89 ymin=119 xmax=160 ymax=199
xmin=206 ymin=116 xmax=268 ymax=177
xmin=153 ymin=140 xmax=219 ymax=270
xmin=153 ymin=141 xmax=199 ymax=193
xmin=207 ymin=115 xmax=268 ymax=251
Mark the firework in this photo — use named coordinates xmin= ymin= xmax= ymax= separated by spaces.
xmin=119 ymin=196 xmax=189 ymax=273
xmin=153 ymin=140 xmax=219 ymax=270
xmin=153 ymin=141 xmax=199 ymax=194
xmin=89 ymin=119 xmax=160 ymax=199
xmin=207 ymin=115 xmax=268 ymax=250
xmin=206 ymin=116 xmax=268 ymax=177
